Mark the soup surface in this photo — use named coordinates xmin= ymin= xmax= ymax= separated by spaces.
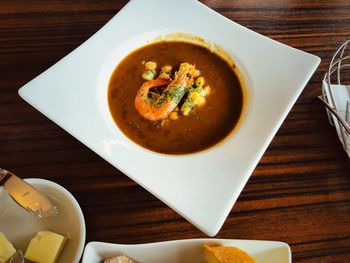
xmin=108 ymin=41 xmax=244 ymax=154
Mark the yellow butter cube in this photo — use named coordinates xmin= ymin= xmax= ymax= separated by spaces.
xmin=0 ymin=232 xmax=16 ymax=263
xmin=25 ymin=231 xmax=67 ymax=263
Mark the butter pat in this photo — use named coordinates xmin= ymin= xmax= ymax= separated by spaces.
xmin=0 ymin=232 xmax=16 ymax=263
xmin=25 ymin=231 xmax=67 ymax=263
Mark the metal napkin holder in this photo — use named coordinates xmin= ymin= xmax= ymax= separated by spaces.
xmin=318 ymin=40 xmax=350 ymax=158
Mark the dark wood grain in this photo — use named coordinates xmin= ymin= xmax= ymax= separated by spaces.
xmin=1 ymin=1 xmax=349 ymax=262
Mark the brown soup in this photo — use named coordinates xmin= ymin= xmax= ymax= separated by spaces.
xmin=108 ymin=41 xmax=244 ymax=154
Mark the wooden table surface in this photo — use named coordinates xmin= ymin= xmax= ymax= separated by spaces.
xmin=1 ymin=1 xmax=350 ymax=262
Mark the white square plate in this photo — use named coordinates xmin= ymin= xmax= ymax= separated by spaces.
xmin=18 ymin=0 xmax=320 ymax=236
xmin=82 ymin=239 xmax=291 ymax=263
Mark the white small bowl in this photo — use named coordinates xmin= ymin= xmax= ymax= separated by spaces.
xmin=0 ymin=178 xmax=86 ymax=263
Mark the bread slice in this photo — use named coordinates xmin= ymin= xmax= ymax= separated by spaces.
xmin=204 ymin=244 xmax=257 ymax=263
xmin=103 ymin=255 xmax=136 ymax=263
